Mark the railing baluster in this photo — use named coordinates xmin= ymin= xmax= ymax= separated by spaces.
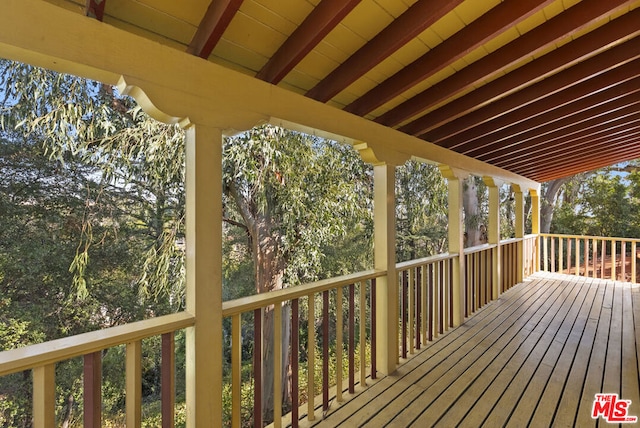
xmin=566 ymin=238 xmax=572 ymax=275
xmin=448 ymin=258 xmax=454 ymax=328
xmin=274 ymin=303 xmax=282 ymax=428
xmin=416 ymin=267 xmax=422 ymax=350
xmin=33 ymin=364 xmax=55 ymax=428
xmin=558 ymin=237 xmax=564 ymax=273
xmin=551 ymin=237 xmax=556 ymax=273
xmin=253 ymin=308 xmax=263 ymax=428
xmin=126 ymin=340 xmax=142 ymax=428
xmin=592 ymin=238 xmax=597 ymax=278
xmin=308 ymin=294 xmax=315 ymax=421
xmin=231 ymin=318 xmax=242 ymax=428
xmin=575 ymin=238 xmax=580 ymax=276
xmin=622 ymin=241 xmax=627 ymax=282
xmin=335 ymin=289 xmax=343 ymax=403
xmin=161 ymin=333 xmax=175 ymax=428
xmin=408 ymin=269 xmax=415 ymax=355
xmin=583 ymin=238 xmax=588 ymax=277
xmin=359 ymin=282 xmax=366 ymax=386
xmin=612 ymin=239 xmax=617 ymax=280
xmin=348 ymin=284 xmax=355 ymax=394
xmin=370 ymin=278 xmax=377 ymax=380
xmin=322 ymin=290 xmax=329 ymax=414
xmin=84 ymin=351 xmax=102 ymax=428
xmin=291 ymin=299 xmax=299 ymax=427
xmin=401 ymin=270 xmax=408 ymax=359
xmin=420 ymin=266 xmax=427 ymax=345
xmin=633 ymin=242 xmax=637 ymax=283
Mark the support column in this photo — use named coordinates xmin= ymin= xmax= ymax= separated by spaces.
xmin=439 ymin=166 xmax=467 ymax=327
xmin=530 ymin=188 xmax=540 ymax=273
xmin=185 ymin=124 xmax=223 ymax=427
xmin=372 ymin=163 xmax=398 ymax=375
xmin=513 ymin=184 xmax=525 ymax=283
xmin=356 ymin=143 xmax=406 ymax=376
xmin=483 ymin=177 xmax=502 ymax=299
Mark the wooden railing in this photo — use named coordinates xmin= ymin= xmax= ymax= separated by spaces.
xmin=463 ymin=244 xmax=494 ymax=317
xmin=0 ymin=237 xmax=545 ymax=427
xmin=541 ymin=234 xmax=639 ymax=283
xmin=396 ymin=253 xmax=457 ymax=359
xmin=0 ymin=312 xmax=195 ymax=427
xmin=221 ymin=269 xmax=384 ymax=428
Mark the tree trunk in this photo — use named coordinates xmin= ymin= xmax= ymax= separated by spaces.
xmin=463 ymin=177 xmax=483 ymax=247
xmin=251 ymin=217 xmax=290 ymax=424
xmin=61 ymin=394 xmax=74 ymax=428
xmin=540 ymin=178 xmax=570 ymax=233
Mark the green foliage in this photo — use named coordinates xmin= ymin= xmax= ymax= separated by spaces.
xmin=396 ymin=160 xmax=448 ymax=260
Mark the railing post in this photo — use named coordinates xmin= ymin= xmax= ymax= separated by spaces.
xmin=483 ymin=177 xmax=502 ymax=299
xmin=440 ymin=166 xmax=467 ymax=327
xmin=184 ymin=124 xmax=223 ymax=427
xmin=513 ymin=184 xmax=525 ymax=283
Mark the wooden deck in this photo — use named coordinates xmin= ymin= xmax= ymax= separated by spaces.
xmin=312 ymin=272 xmax=640 ymax=427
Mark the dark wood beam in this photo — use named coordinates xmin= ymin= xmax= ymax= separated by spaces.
xmin=305 ymin=0 xmax=464 ymax=103
xmin=187 ymin=0 xmax=243 ymax=58
xmin=426 ymin=44 xmax=640 ymax=147
xmin=397 ymin=7 xmax=640 ymax=135
xmin=256 ymin=0 xmax=361 ymax=84
xmin=86 ymin=0 xmax=106 ymax=21
xmin=516 ymin=133 xmax=640 ymax=181
xmin=491 ymin=118 xmax=640 ymax=168
xmin=342 ymin=0 xmax=555 ymax=115
xmin=464 ymin=80 xmax=640 ymax=158
xmin=490 ymin=110 xmax=640 ymax=167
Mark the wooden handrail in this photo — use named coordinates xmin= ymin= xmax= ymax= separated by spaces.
xmin=0 ymin=311 xmax=195 ymax=376
xmin=540 ymin=233 xmax=640 ymax=243
xmin=396 ymin=252 xmax=457 ymax=271
xmin=222 ymin=269 xmax=384 ymax=316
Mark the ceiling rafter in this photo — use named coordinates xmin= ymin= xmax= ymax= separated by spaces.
xmin=256 ymin=0 xmax=362 ymax=84
xmin=187 ymin=0 xmax=243 ymax=58
xmin=497 ymin=124 xmax=640 ymax=176
xmin=488 ymin=105 xmax=640 ymax=165
xmin=305 ymin=0 xmax=464 ymax=102
xmin=85 ymin=0 xmax=106 ymax=21
xmin=425 ymin=44 xmax=640 ymax=147
xmin=465 ymin=81 xmax=640 ymax=158
xmin=396 ymin=7 xmax=640 ymax=135
xmin=343 ymin=0 xmax=556 ymax=116
xmin=519 ymin=135 xmax=640 ymax=181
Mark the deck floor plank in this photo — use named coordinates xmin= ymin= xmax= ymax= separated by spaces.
xmin=528 ymin=278 xmax=605 ymax=428
xmin=308 ymin=273 xmax=640 ymax=428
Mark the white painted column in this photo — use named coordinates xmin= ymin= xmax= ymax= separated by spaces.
xmin=440 ymin=166 xmax=467 ymax=327
xmin=483 ymin=177 xmax=502 ymax=299
xmin=184 ymin=124 xmax=223 ymax=427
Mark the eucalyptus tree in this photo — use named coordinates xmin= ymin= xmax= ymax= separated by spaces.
xmin=395 ymin=160 xmax=448 ymax=260
xmin=223 ymin=125 xmax=372 ymax=420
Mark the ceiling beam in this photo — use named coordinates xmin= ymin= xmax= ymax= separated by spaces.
xmin=426 ymin=44 xmax=640 ymax=147
xmin=85 ymin=0 xmax=106 ymax=21
xmin=517 ymin=132 xmax=640 ymax=181
xmin=397 ymin=7 xmax=640 ymax=135
xmin=492 ymin=118 xmax=640 ymax=168
xmin=256 ymin=0 xmax=361 ymax=84
xmin=343 ymin=0 xmax=560 ymax=116
xmin=305 ymin=0 xmax=463 ymax=103
xmin=464 ymin=80 xmax=640 ymax=158
xmin=187 ymin=0 xmax=243 ymax=58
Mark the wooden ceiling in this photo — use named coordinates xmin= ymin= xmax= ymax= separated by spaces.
xmin=73 ymin=0 xmax=640 ymax=182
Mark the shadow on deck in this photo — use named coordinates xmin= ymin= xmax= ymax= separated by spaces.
xmin=310 ymin=272 xmax=640 ymax=427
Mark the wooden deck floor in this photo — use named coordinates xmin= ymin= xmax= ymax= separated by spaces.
xmin=312 ymin=272 xmax=640 ymax=427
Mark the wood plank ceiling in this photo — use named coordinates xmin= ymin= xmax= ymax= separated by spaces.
xmin=73 ymin=0 xmax=640 ymax=183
